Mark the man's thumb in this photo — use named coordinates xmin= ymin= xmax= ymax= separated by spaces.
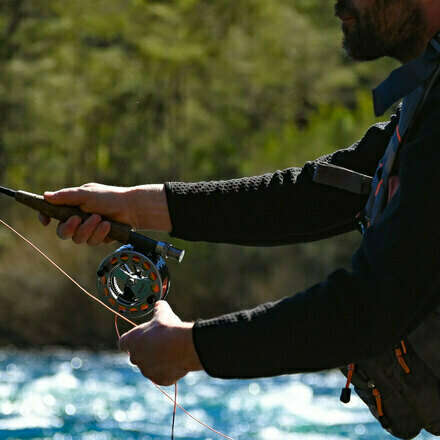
xmin=118 ymin=331 xmax=131 ymax=352
xmin=44 ymin=187 xmax=84 ymax=206
xmin=154 ymin=300 xmax=172 ymax=317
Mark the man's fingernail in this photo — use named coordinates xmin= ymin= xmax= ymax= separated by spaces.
xmin=44 ymin=191 xmax=55 ymax=197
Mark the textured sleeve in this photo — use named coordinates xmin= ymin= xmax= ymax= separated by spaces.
xmin=165 ymin=115 xmax=399 ymax=245
xmin=191 ymin=93 xmax=440 ymax=379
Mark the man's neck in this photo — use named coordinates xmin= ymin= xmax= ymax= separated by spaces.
xmin=425 ymin=1 xmax=440 ymax=39
xmin=412 ymin=3 xmax=440 ymax=61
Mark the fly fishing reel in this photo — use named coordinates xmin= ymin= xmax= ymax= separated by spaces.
xmin=96 ymin=244 xmax=173 ymax=320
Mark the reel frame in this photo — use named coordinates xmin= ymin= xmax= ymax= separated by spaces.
xmin=96 ymin=244 xmax=170 ymax=320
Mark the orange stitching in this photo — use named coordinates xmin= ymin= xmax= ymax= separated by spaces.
xmin=372 ymin=388 xmax=384 ymax=417
xmin=396 ymin=125 xmax=402 ymax=143
xmin=375 ymin=179 xmax=383 ymax=197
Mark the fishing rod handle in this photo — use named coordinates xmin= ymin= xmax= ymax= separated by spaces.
xmin=15 ymin=190 xmax=132 ymax=243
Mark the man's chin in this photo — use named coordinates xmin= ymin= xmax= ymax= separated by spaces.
xmin=343 ymin=37 xmax=383 ymax=61
xmin=341 ymin=19 xmax=356 ymax=33
xmin=345 ymin=49 xmax=383 ymax=61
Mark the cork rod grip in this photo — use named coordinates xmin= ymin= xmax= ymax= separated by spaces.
xmin=15 ymin=190 xmax=132 ymax=243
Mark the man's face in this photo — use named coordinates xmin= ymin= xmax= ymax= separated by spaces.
xmin=334 ymin=0 xmax=427 ymax=62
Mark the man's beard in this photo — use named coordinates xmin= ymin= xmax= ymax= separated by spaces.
xmin=335 ymin=0 xmax=427 ymax=62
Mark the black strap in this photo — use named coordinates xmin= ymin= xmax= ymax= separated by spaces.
xmin=313 ymin=163 xmax=373 ymax=195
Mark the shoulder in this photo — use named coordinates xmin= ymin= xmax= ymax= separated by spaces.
xmin=399 ymin=77 xmax=440 ymax=165
xmin=411 ymin=78 xmax=440 ymax=137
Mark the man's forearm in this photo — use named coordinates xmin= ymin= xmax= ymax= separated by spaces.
xmin=165 ymin=117 xmax=399 ymax=246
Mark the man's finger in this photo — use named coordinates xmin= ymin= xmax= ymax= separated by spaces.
xmin=44 ymin=187 xmax=87 ymax=206
xmin=154 ymin=300 xmax=171 ymax=316
xmin=129 ymin=353 xmax=138 ymax=366
xmin=119 ymin=332 xmax=131 ymax=352
xmin=87 ymin=221 xmax=112 ymax=246
xmin=72 ymin=214 xmax=101 ymax=244
xmin=56 ymin=216 xmax=82 ymax=240
xmin=39 ymin=212 xmax=51 ymax=226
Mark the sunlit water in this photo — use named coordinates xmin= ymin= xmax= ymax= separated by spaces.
xmin=0 ymin=350 xmax=435 ymax=440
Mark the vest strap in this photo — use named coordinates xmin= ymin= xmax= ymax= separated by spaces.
xmin=313 ymin=163 xmax=373 ymax=195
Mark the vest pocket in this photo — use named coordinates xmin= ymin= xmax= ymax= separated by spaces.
xmin=341 ymin=350 xmax=423 ymax=439
xmin=408 ymin=309 xmax=440 ymax=375
xmin=406 ymin=311 xmax=440 ymax=434
xmin=396 ymin=343 xmax=440 ymax=435
xmin=342 ymin=334 xmax=440 ymax=438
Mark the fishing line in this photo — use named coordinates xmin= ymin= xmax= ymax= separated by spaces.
xmin=0 ymin=217 xmax=233 ymax=440
xmin=114 ymin=317 xmax=179 ymax=440
xmin=114 ymin=316 xmax=233 ymax=440
xmin=0 ymin=218 xmax=137 ymax=326
xmin=171 ymin=382 xmax=177 ymax=440
xmin=153 ymin=381 xmax=234 ymax=439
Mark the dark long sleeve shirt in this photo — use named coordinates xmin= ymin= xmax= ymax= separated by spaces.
xmin=164 ymin=67 xmax=440 ymax=380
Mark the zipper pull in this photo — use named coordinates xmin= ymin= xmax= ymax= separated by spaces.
xmin=394 ymin=340 xmax=410 ymax=374
xmin=368 ymin=381 xmax=385 ymax=418
xmin=340 ymin=363 xmax=355 ymax=404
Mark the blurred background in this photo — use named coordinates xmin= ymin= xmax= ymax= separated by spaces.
xmin=0 ymin=2 xmax=416 ymax=439
xmin=0 ymin=0 xmax=397 ymax=349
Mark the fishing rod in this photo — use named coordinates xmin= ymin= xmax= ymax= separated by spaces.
xmin=0 ymin=184 xmax=185 ymax=319
xmin=0 ymin=185 xmax=184 ymax=261
xmin=0 ymin=186 xmax=234 ymax=440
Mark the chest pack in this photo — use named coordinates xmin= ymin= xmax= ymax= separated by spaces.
xmin=313 ymin=61 xmax=440 ymax=439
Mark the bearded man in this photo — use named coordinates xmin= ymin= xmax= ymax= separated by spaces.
xmin=40 ymin=1 xmax=440 ymax=437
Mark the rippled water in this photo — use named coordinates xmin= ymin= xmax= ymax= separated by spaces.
xmin=0 ymin=350 xmax=435 ymax=440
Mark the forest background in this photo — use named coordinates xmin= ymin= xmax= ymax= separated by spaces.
xmin=0 ymin=0 xmax=397 ymax=348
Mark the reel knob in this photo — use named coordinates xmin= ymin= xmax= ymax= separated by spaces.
xmin=96 ymin=245 xmax=170 ymax=319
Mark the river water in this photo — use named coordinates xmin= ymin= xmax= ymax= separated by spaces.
xmin=0 ymin=350 xmax=435 ymax=440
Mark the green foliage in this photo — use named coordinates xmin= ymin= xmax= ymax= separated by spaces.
xmin=0 ymin=0 xmax=396 ymax=347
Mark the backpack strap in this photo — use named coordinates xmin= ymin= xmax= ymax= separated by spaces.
xmin=312 ymin=163 xmax=373 ymax=195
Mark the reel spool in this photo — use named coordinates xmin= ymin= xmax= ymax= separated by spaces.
xmin=96 ymin=244 xmax=170 ymax=320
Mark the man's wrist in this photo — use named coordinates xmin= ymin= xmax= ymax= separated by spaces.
xmin=128 ymin=184 xmax=172 ymax=232
xmin=180 ymin=322 xmax=203 ymax=372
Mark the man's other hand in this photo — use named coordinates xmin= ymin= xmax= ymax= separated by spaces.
xmin=119 ymin=301 xmax=202 ymax=386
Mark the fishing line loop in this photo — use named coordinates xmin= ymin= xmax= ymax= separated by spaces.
xmin=0 ymin=217 xmax=233 ymax=440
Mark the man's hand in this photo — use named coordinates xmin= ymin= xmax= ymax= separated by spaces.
xmin=39 ymin=183 xmax=172 ymax=245
xmin=119 ymin=301 xmax=202 ymax=386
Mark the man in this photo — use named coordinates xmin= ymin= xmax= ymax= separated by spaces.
xmin=40 ymin=0 xmax=440 ymax=394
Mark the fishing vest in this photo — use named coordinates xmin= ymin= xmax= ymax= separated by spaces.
xmin=314 ymin=36 xmax=440 ymax=439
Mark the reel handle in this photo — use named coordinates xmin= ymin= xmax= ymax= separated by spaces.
xmin=15 ymin=190 xmax=131 ymax=242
